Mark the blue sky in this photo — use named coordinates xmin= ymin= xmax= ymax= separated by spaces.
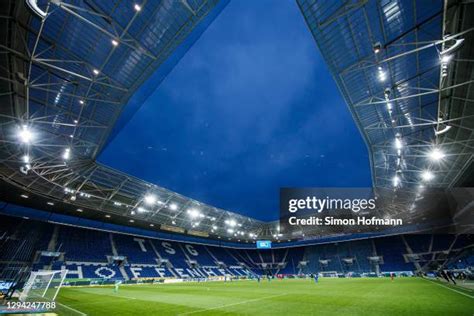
xmin=99 ymin=0 xmax=372 ymax=221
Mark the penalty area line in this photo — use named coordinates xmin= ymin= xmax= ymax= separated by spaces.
xmin=56 ymin=302 xmax=87 ymax=316
xmin=422 ymin=278 xmax=473 ymax=299
xmin=178 ymin=293 xmax=287 ymax=315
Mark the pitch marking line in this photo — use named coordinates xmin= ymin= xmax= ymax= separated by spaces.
xmin=422 ymin=278 xmax=473 ymax=299
xmin=56 ymin=302 xmax=87 ymax=316
xmin=178 ymin=293 xmax=287 ymax=315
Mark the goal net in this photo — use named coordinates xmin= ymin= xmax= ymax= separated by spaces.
xmin=19 ymin=270 xmax=68 ymax=302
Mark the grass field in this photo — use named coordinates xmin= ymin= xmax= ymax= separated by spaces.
xmin=55 ymin=278 xmax=473 ymax=315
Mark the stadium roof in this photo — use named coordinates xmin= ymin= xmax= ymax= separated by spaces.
xmin=0 ymin=0 xmax=473 ymax=242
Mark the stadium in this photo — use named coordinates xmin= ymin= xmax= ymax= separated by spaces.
xmin=0 ymin=0 xmax=473 ymax=315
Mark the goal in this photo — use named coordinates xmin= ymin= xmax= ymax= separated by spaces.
xmin=19 ymin=270 xmax=68 ymax=302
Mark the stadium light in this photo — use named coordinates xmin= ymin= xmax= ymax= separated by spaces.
xmin=187 ymin=208 xmax=201 ymax=219
xmin=22 ymin=155 xmax=30 ymax=163
xmin=137 ymin=207 xmax=148 ymax=213
xmin=21 ymin=194 xmax=29 ymax=199
xmin=440 ymin=54 xmax=452 ymax=63
xmin=47 ymin=202 xmax=54 ymax=206
xmin=212 ymin=225 xmax=217 ymax=230
xmin=79 ymin=100 xmax=85 ymax=105
xmin=428 ymin=148 xmax=445 ymax=161
xmin=92 ymin=69 xmax=100 ymax=75
xmin=421 ymin=171 xmax=434 ymax=181
xmin=392 ymin=176 xmax=400 ymax=187
xmin=112 ymin=39 xmax=119 ymax=46
xmin=105 ymin=215 xmax=111 ymax=218
xmin=76 ymin=208 xmax=83 ymax=212
xmin=18 ymin=125 xmax=34 ymax=143
xmin=134 ymin=4 xmax=142 ymax=11
xmin=169 ymin=203 xmax=178 ymax=211
xmin=377 ymin=67 xmax=387 ymax=82
xmin=225 ymin=219 xmax=237 ymax=227
xmin=394 ymin=137 xmax=403 ymax=150
xmin=62 ymin=148 xmax=71 ymax=160
xmin=373 ymin=42 xmax=382 ymax=54
xmin=227 ymin=228 xmax=234 ymax=234
xmin=144 ymin=194 xmax=157 ymax=205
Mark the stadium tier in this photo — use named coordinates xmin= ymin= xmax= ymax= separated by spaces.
xmin=1 ymin=214 xmax=472 ymax=283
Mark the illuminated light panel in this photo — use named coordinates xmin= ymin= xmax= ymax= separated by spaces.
xmin=421 ymin=171 xmax=434 ymax=181
xmin=428 ymin=148 xmax=445 ymax=161
xmin=143 ymin=194 xmax=157 ymax=205
xmin=18 ymin=125 xmax=34 ymax=143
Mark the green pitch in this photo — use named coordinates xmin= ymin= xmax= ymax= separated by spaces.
xmin=55 ymin=278 xmax=473 ymax=315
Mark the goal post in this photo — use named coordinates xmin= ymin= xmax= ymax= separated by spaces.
xmin=19 ymin=270 xmax=68 ymax=302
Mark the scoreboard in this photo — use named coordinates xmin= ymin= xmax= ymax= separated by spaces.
xmin=256 ymin=240 xmax=272 ymax=249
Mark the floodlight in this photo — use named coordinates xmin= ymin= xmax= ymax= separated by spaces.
xmin=373 ymin=42 xmax=382 ymax=54
xmin=428 ymin=148 xmax=445 ymax=161
xmin=440 ymin=54 xmax=452 ymax=63
xmin=225 ymin=219 xmax=237 ymax=227
xmin=62 ymin=148 xmax=71 ymax=160
xmin=394 ymin=138 xmax=403 ymax=150
xmin=22 ymin=155 xmax=30 ymax=163
xmin=137 ymin=207 xmax=148 ymax=213
xmin=134 ymin=4 xmax=141 ymax=11
xmin=79 ymin=100 xmax=84 ymax=105
xmin=105 ymin=215 xmax=111 ymax=218
xmin=378 ymin=69 xmax=387 ymax=82
xmin=169 ymin=203 xmax=178 ymax=211
xmin=392 ymin=176 xmax=400 ymax=187
xmin=227 ymin=228 xmax=234 ymax=234
xmin=144 ymin=194 xmax=157 ymax=205
xmin=187 ymin=208 xmax=201 ymax=218
xmin=111 ymin=39 xmax=119 ymax=46
xmin=18 ymin=125 xmax=34 ymax=143
xmin=47 ymin=202 xmax=54 ymax=206
xmin=421 ymin=171 xmax=434 ymax=181
xmin=21 ymin=194 xmax=29 ymax=199
xmin=92 ymin=69 xmax=99 ymax=75
xmin=76 ymin=208 xmax=83 ymax=212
